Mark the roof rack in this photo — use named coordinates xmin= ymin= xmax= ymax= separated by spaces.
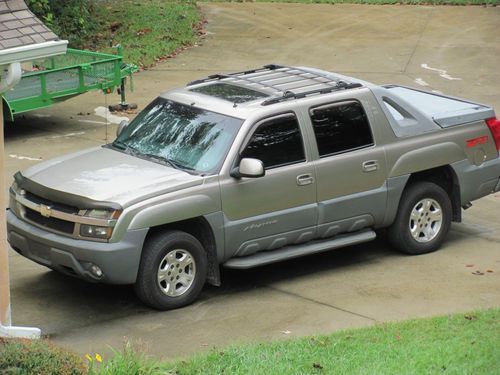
xmin=261 ymin=82 xmax=362 ymax=106
xmin=187 ymin=64 xmax=363 ymax=105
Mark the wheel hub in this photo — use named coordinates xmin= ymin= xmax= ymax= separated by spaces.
xmin=409 ymin=198 xmax=443 ymax=243
xmin=157 ymin=249 xmax=196 ymax=297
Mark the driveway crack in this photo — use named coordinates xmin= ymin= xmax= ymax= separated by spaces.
xmin=403 ymin=8 xmax=434 ymax=73
xmin=267 ymin=285 xmax=377 ymax=322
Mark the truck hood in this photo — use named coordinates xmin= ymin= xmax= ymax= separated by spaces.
xmin=21 ymin=147 xmax=204 ymax=207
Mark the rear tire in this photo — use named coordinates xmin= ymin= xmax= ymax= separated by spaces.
xmin=134 ymin=230 xmax=207 ymax=310
xmin=388 ymin=181 xmax=452 ymax=255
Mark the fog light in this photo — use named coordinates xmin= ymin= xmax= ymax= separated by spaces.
xmin=90 ymin=264 xmax=103 ymax=278
xmin=80 ymin=224 xmax=111 ymax=239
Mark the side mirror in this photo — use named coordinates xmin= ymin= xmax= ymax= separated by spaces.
xmin=231 ymin=158 xmax=265 ymax=179
xmin=116 ymin=120 xmax=129 ymax=137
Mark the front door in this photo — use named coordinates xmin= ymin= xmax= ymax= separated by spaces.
xmin=220 ymin=113 xmax=317 ymax=258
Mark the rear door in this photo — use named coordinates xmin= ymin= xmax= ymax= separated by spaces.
xmin=306 ymin=99 xmax=388 ymax=237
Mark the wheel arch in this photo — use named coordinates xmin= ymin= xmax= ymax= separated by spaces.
xmin=384 ymin=165 xmax=461 ymax=227
xmin=406 ymin=165 xmax=461 ymax=222
xmin=146 ymin=216 xmax=221 ymax=286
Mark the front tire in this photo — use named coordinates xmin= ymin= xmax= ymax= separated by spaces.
xmin=388 ymin=181 xmax=452 ymax=255
xmin=135 ymin=230 xmax=208 ymax=310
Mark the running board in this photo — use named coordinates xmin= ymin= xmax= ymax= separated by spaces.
xmin=223 ymin=229 xmax=376 ymax=269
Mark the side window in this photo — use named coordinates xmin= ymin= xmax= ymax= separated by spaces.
xmin=241 ymin=114 xmax=305 ymax=169
xmin=310 ymin=101 xmax=374 ymax=157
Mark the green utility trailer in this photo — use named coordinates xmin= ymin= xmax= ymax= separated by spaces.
xmin=2 ymin=47 xmax=137 ymax=121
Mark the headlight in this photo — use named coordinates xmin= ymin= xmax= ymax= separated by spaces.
xmin=85 ymin=209 xmax=118 ymax=219
xmin=79 ymin=209 xmax=121 ymax=239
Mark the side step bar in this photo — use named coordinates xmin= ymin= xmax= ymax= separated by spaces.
xmin=223 ymin=229 xmax=376 ymax=269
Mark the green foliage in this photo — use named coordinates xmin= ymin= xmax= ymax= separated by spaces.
xmin=90 ymin=1 xmax=201 ymax=68
xmin=0 ymin=338 xmax=86 ymax=375
xmin=25 ymin=0 xmax=50 ymax=20
xmin=86 ymin=342 xmax=169 ymax=375
xmin=25 ymin=0 xmax=97 ymax=48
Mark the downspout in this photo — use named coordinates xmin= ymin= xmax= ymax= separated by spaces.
xmin=0 ymin=62 xmax=22 ymax=93
xmin=0 ymin=62 xmax=41 ymax=339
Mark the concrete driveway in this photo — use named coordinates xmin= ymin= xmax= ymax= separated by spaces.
xmin=4 ymin=3 xmax=500 ymax=359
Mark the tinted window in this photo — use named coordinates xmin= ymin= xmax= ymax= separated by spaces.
xmin=241 ymin=115 xmax=305 ymax=169
xmin=310 ymin=101 xmax=373 ymax=157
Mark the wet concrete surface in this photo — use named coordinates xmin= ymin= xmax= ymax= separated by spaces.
xmin=4 ymin=3 xmax=500 ymax=359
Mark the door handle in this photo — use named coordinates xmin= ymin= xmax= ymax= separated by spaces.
xmin=297 ymin=174 xmax=314 ymax=186
xmin=362 ymin=160 xmax=379 ymax=172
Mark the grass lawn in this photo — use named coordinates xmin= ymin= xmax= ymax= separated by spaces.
xmin=87 ymin=0 xmax=202 ymax=68
xmin=167 ymin=308 xmax=500 ymax=375
xmin=1 ymin=309 xmax=498 ymax=374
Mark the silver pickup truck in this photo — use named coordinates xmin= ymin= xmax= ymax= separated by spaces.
xmin=7 ymin=65 xmax=500 ymax=310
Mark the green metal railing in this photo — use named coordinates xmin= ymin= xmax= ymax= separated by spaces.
xmin=2 ymin=47 xmax=137 ymax=121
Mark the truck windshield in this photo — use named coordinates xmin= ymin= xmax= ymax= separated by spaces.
xmin=111 ymin=98 xmax=243 ymax=174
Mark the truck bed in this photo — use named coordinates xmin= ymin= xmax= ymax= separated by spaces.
xmin=371 ymin=85 xmax=495 ymax=137
xmin=385 ymin=86 xmax=495 ymax=128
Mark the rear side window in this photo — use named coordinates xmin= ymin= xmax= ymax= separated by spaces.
xmin=310 ymin=101 xmax=374 ymax=157
xmin=241 ymin=115 xmax=305 ymax=169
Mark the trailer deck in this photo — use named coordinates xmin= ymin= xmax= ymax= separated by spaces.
xmin=2 ymin=47 xmax=137 ymax=121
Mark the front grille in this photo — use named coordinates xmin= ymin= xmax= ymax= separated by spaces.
xmin=25 ymin=208 xmax=75 ymax=234
xmin=25 ymin=191 xmax=79 ymax=214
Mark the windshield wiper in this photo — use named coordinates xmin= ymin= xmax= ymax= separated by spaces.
xmin=111 ymin=141 xmax=142 ymax=156
xmin=110 ymin=142 xmax=195 ymax=172
xmin=140 ymin=153 xmax=192 ymax=171
xmin=111 ymin=140 xmax=127 ymax=150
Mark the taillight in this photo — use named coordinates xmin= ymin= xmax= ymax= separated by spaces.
xmin=485 ymin=117 xmax=500 ymax=151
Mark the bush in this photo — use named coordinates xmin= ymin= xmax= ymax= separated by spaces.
xmin=25 ymin=0 xmax=96 ymax=48
xmin=0 ymin=337 xmax=86 ymax=375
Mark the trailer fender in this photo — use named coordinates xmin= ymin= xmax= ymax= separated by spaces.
xmin=2 ymin=98 xmax=14 ymax=122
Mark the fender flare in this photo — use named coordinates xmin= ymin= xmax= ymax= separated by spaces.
xmin=127 ymin=195 xmax=219 ymax=230
xmin=389 ymin=142 xmax=465 ymax=177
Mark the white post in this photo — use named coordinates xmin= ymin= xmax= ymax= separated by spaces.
xmin=0 ymin=64 xmax=41 ymax=339
xmin=0 ymin=104 xmax=11 ymax=327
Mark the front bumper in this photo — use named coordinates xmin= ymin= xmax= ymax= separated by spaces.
xmin=7 ymin=209 xmax=148 ymax=284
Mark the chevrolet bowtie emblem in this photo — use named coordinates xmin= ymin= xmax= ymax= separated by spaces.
xmin=39 ymin=204 xmax=52 ymax=218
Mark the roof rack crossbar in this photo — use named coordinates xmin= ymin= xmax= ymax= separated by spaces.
xmin=186 ymin=64 xmax=283 ymax=86
xmin=277 ymin=65 xmax=343 ymax=85
xmin=261 ymin=82 xmax=362 ymax=106
xmin=255 ymin=65 xmax=343 ymax=92
xmin=225 ymin=74 xmax=285 ymax=93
